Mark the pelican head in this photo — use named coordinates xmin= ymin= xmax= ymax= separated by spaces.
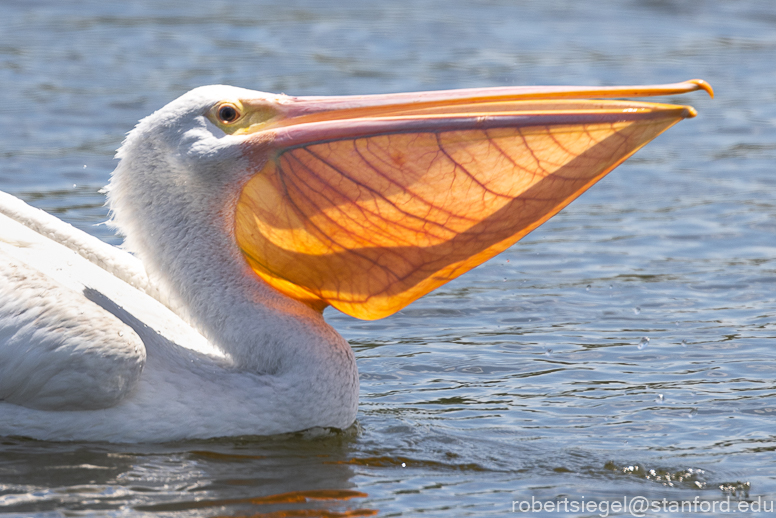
xmin=113 ymin=80 xmax=713 ymax=321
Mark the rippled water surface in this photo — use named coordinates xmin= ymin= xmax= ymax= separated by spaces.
xmin=1 ymin=1 xmax=775 ymax=516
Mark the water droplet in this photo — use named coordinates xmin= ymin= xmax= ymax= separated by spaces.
xmin=638 ymin=336 xmax=650 ymax=350
xmin=633 ymin=306 xmax=641 ymax=315
xmin=681 ymin=339 xmax=688 ymax=347
xmin=586 ymin=285 xmax=591 ymax=291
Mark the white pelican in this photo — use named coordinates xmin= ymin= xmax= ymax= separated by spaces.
xmin=0 ymin=80 xmax=712 ymax=442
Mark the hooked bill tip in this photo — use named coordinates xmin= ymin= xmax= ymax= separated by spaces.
xmin=688 ymin=79 xmax=714 ymax=99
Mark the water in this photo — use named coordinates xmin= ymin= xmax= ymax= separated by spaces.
xmin=1 ymin=0 xmax=775 ymax=516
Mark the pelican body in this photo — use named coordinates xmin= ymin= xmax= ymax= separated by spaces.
xmin=0 ymin=80 xmax=712 ymax=442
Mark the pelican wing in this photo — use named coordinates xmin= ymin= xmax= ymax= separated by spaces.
xmin=0 ymin=201 xmax=149 ymax=410
xmin=0 ymin=192 xmax=224 ymax=412
xmin=0 ymin=250 xmax=145 ymax=410
xmin=234 ymin=83 xmax=709 ymax=320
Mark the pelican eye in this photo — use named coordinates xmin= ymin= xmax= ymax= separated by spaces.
xmin=217 ymin=103 xmax=240 ymax=123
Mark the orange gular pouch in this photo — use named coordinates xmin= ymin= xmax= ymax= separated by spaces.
xmin=233 ymin=80 xmax=712 ymax=320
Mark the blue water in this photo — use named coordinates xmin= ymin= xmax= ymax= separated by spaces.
xmin=1 ymin=1 xmax=775 ymax=516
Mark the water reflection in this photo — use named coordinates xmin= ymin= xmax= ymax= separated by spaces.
xmin=0 ymin=432 xmax=375 ymax=516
